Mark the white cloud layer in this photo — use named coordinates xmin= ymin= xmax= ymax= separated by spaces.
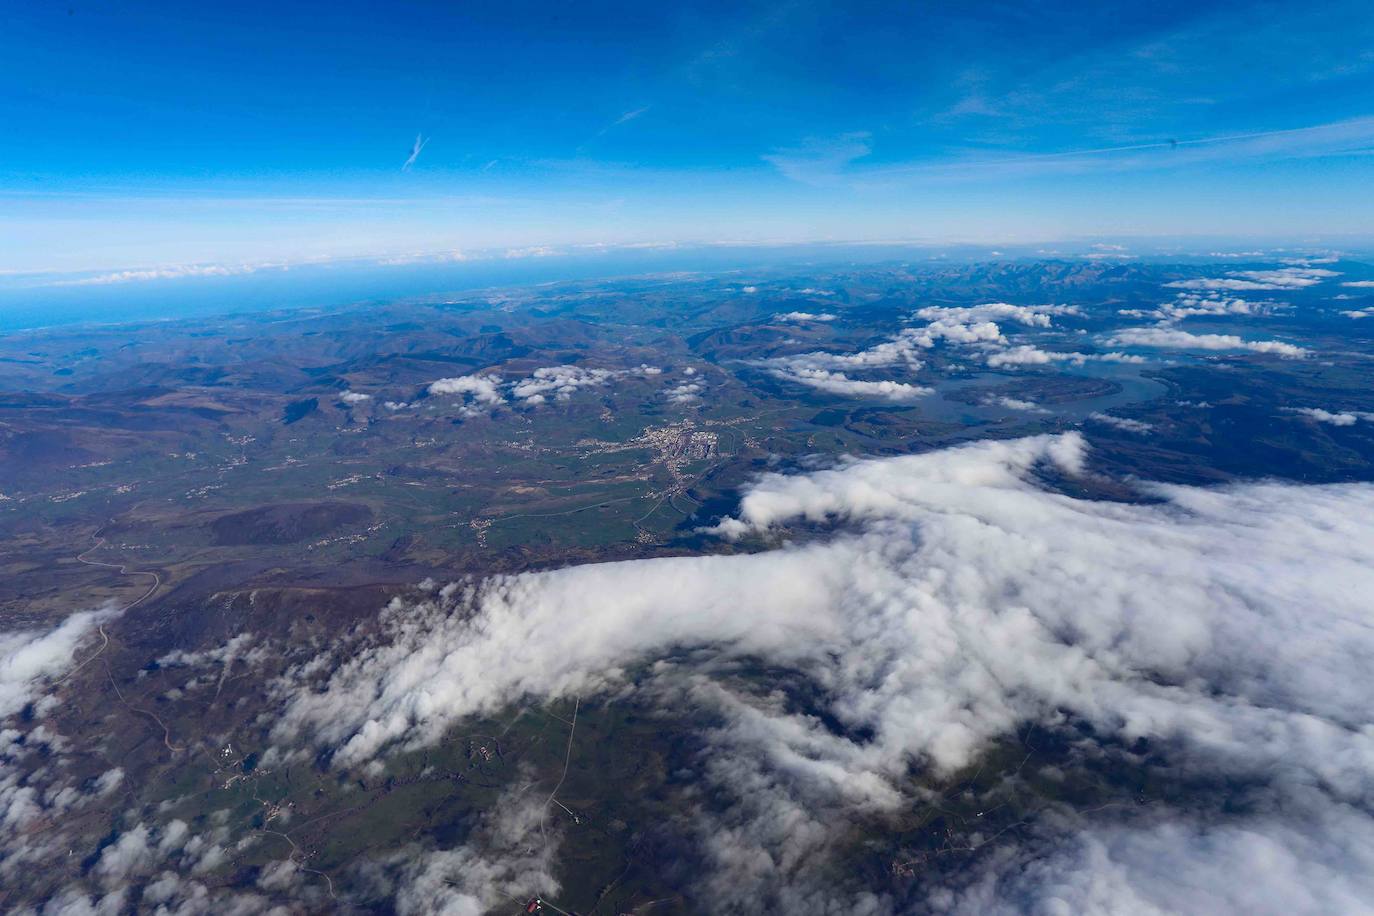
xmin=1 ymin=608 xmax=115 ymax=719
xmin=1105 ymin=327 xmax=1308 ymax=358
xmin=269 ymin=433 xmax=1374 ymax=909
xmin=1166 ymin=267 xmax=1339 ymax=291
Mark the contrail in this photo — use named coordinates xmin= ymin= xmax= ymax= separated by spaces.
xmin=403 ymin=133 xmax=428 ymax=171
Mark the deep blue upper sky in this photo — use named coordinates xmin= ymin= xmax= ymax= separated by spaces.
xmin=2 ymin=0 xmax=1373 ymax=278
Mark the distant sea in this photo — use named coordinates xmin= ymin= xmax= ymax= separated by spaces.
xmin=0 ymin=244 xmax=959 ymax=335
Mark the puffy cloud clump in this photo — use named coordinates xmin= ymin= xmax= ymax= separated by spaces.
xmin=426 ymin=365 xmax=661 ymax=411
xmin=753 ymin=302 xmax=1111 ymax=393
xmin=1286 ymin=407 xmax=1374 ymax=426
xmin=1121 ymin=293 xmax=1273 ymax=323
xmin=912 ymin=303 xmax=1080 ymax=328
xmin=427 ymin=375 xmax=505 ymax=404
xmin=666 ymin=382 xmax=704 ymax=403
xmin=426 ymin=374 xmax=507 ymax=417
xmin=511 ymin=365 xmax=659 ymax=405
xmin=985 ymin=396 xmax=1048 ymax=413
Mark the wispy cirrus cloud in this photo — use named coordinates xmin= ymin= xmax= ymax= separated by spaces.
xmin=763 ymin=131 xmax=872 ymax=186
xmin=787 ymin=117 xmax=1374 ymax=188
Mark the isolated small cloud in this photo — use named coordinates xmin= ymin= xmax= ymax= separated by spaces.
xmin=986 ymin=396 xmax=1048 ymax=413
xmin=776 ymin=311 xmax=837 ymax=322
xmin=766 ymin=366 xmax=931 ymax=401
xmin=666 ymin=382 xmax=704 ymax=403
xmin=1089 ymin=411 xmax=1154 ymax=433
xmin=1286 ymin=407 xmax=1374 ymax=426
xmin=428 ymin=375 xmax=505 ymax=405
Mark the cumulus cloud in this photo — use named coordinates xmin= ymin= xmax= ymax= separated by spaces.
xmin=1105 ymin=327 xmax=1308 ymax=358
xmin=751 ymin=302 xmax=1089 ymax=396
xmin=339 ymin=391 xmax=372 ymax=405
xmin=509 ymin=365 xmax=659 ymax=405
xmin=666 ymin=382 xmax=704 ymax=403
xmin=767 ymin=367 xmax=931 ymax=401
xmin=912 ymin=303 xmax=1080 ymax=328
xmin=427 ymin=374 xmax=507 ymax=415
xmin=1342 ymin=280 xmax=1374 ymax=288
xmin=267 ymin=432 xmax=1374 ymax=908
xmin=986 ymin=396 xmax=1047 ymax=412
xmin=1088 ymin=411 xmax=1154 ymax=433
xmin=427 ymin=375 xmax=504 ymax=404
xmin=1342 ymin=306 xmax=1374 ymax=319
xmin=424 ymin=366 xmax=660 ymax=411
xmin=1286 ymin=407 xmax=1374 ymax=426
xmin=749 ymin=327 xmax=929 ymax=399
xmin=776 ymin=311 xmax=838 ymax=322
xmin=985 ymin=346 xmax=1143 ymax=368
xmin=1121 ymin=293 xmax=1272 ymax=322
xmin=906 ymin=318 xmax=1007 ymax=348
xmin=511 ymin=366 xmax=606 ymax=404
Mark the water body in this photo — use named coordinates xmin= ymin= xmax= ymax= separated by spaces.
xmin=925 ymin=361 xmax=1169 ymax=426
xmin=0 ymin=243 xmax=982 ymax=334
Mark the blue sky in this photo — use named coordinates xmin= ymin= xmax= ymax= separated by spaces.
xmin=2 ymin=0 xmax=1373 ymax=277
